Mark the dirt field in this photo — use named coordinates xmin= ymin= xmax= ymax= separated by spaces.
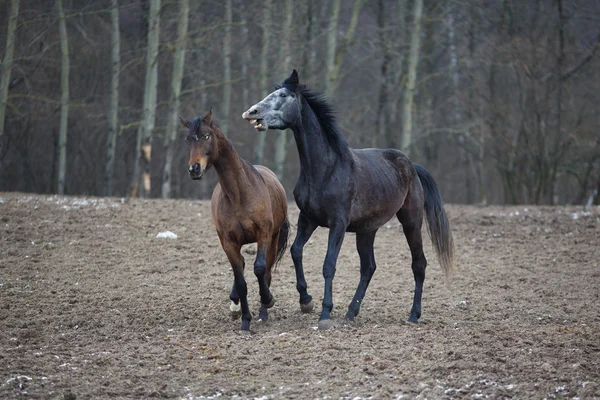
xmin=1 ymin=192 xmax=599 ymax=399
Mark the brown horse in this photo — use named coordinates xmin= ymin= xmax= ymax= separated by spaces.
xmin=181 ymin=110 xmax=289 ymax=334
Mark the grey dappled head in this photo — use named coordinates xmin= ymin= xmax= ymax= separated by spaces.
xmin=242 ymin=69 xmax=303 ymax=132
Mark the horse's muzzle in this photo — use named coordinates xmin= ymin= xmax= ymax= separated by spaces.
xmin=188 ymin=163 xmax=205 ymax=180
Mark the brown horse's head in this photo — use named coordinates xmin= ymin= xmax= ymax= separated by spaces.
xmin=180 ymin=110 xmax=219 ymax=180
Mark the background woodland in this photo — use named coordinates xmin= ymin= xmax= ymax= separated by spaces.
xmin=1 ymin=0 xmax=599 ymax=205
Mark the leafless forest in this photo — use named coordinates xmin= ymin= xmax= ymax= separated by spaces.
xmin=1 ymin=0 xmax=599 ymax=205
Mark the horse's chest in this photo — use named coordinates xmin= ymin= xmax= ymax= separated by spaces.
xmin=293 ymin=187 xmax=336 ymax=227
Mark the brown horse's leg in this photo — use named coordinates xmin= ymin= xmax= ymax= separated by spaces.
xmin=223 ymin=242 xmax=252 ymax=332
xmin=258 ymin=234 xmax=279 ymax=321
xmin=397 ymin=195 xmax=427 ymax=323
xmin=345 ymin=230 xmax=378 ymax=322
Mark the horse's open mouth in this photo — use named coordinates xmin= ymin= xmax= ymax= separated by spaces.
xmin=248 ymin=118 xmax=265 ymax=131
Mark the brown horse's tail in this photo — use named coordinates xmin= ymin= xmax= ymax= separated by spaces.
xmin=274 ymin=217 xmax=290 ymax=271
xmin=414 ymin=164 xmax=456 ymax=275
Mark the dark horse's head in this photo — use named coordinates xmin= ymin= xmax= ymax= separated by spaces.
xmin=180 ymin=109 xmax=219 ymax=180
xmin=242 ymin=69 xmax=304 ymax=131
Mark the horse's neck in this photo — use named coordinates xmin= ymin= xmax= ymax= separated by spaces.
xmin=291 ymin=104 xmax=348 ymax=179
xmin=212 ymin=135 xmax=253 ymax=205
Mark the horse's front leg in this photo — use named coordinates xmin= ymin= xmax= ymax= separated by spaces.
xmin=254 ymin=239 xmax=276 ymax=322
xmin=229 ymin=283 xmax=241 ymax=320
xmin=290 ymin=212 xmax=318 ymax=313
xmin=318 ymin=222 xmax=347 ymax=330
xmin=223 ymin=242 xmax=251 ymax=333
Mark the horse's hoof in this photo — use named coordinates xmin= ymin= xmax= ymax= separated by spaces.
xmin=239 ymin=329 xmax=252 ymax=337
xmin=300 ymin=300 xmax=314 ymax=314
xmin=263 ymin=297 xmax=275 ymax=309
xmin=343 ymin=319 xmax=357 ymax=327
xmin=406 ymin=317 xmax=419 ymax=324
xmin=230 ymin=302 xmax=241 ymax=320
xmin=258 ymin=308 xmax=269 ymax=322
xmin=318 ymin=319 xmax=335 ymax=331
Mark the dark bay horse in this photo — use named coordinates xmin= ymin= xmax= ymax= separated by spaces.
xmin=243 ymin=70 xmax=454 ymax=330
xmin=182 ymin=110 xmax=289 ymax=334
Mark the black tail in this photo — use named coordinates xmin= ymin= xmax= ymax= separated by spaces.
xmin=414 ymin=164 xmax=455 ymax=275
xmin=274 ymin=217 xmax=290 ymax=271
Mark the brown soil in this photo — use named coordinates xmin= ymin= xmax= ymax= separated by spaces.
xmin=1 ymin=192 xmax=599 ymax=399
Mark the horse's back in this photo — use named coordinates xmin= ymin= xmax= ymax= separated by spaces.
xmin=253 ymin=164 xmax=287 ymax=216
xmin=344 ymin=147 xmax=420 ymax=231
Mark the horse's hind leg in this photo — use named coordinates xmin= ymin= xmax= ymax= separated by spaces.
xmin=258 ymin=234 xmax=279 ymax=321
xmin=345 ymin=230 xmax=377 ymax=322
xmin=254 ymin=236 xmax=276 ymax=321
xmin=397 ymin=200 xmax=427 ymax=323
xmin=290 ymin=212 xmax=318 ymax=312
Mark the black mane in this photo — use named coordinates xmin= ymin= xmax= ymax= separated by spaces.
xmin=276 ymin=83 xmax=348 ymax=154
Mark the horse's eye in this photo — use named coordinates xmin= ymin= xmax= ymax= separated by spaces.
xmin=280 ymin=93 xmax=287 ymax=98
xmin=202 ymin=135 xmax=210 ymax=140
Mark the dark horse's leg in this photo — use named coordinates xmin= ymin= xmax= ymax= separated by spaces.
xmin=290 ymin=212 xmax=318 ymax=312
xmin=255 ymin=235 xmax=278 ymax=322
xmin=397 ymin=203 xmax=427 ymax=323
xmin=318 ymin=222 xmax=347 ymax=330
xmin=345 ymin=230 xmax=378 ymax=321
xmin=223 ymin=242 xmax=252 ymax=332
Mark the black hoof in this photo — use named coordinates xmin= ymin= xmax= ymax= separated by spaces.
xmin=300 ymin=300 xmax=314 ymax=314
xmin=318 ymin=319 xmax=335 ymax=331
xmin=406 ymin=316 xmax=419 ymax=324
xmin=263 ymin=296 xmax=275 ymax=309
xmin=258 ymin=307 xmax=269 ymax=322
xmin=239 ymin=329 xmax=252 ymax=337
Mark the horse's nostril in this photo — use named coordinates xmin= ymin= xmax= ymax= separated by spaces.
xmin=250 ymin=109 xmax=258 ymax=115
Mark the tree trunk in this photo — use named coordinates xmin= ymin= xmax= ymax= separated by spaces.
xmin=104 ymin=0 xmax=120 ymax=197
xmin=130 ymin=0 xmax=160 ymax=197
xmin=325 ymin=0 xmax=341 ymax=95
xmin=254 ymin=0 xmax=272 ymax=165
xmin=325 ymin=0 xmax=364 ymax=95
xmin=220 ymin=0 xmax=232 ymax=137
xmin=301 ymin=0 xmax=314 ymax=80
xmin=0 ymin=0 xmax=19 ymax=151
xmin=274 ymin=0 xmax=293 ymax=181
xmin=161 ymin=0 xmax=189 ymax=199
xmin=57 ymin=0 xmax=70 ymax=195
xmin=400 ymin=0 xmax=423 ymax=158
xmin=374 ymin=0 xmax=391 ymax=146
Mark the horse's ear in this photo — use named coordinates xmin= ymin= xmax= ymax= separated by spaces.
xmin=291 ymin=69 xmax=299 ymax=82
xmin=179 ymin=117 xmax=190 ymax=128
xmin=204 ymin=109 xmax=212 ymax=124
xmin=282 ymin=69 xmax=299 ymax=91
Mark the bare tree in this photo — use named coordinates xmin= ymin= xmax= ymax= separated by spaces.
xmin=130 ymin=0 xmax=161 ymax=197
xmin=220 ymin=0 xmax=232 ymax=137
xmin=400 ymin=0 xmax=423 ymax=157
xmin=274 ymin=0 xmax=293 ymax=181
xmin=0 ymin=0 xmax=19 ymax=153
xmin=325 ymin=0 xmax=365 ymax=95
xmin=161 ymin=0 xmax=189 ymax=199
xmin=57 ymin=0 xmax=70 ymax=194
xmin=104 ymin=0 xmax=120 ymax=197
xmin=254 ymin=0 xmax=272 ymax=165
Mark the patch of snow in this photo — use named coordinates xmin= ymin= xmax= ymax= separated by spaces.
xmin=157 ymin=231 xmax=178 ymax=239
